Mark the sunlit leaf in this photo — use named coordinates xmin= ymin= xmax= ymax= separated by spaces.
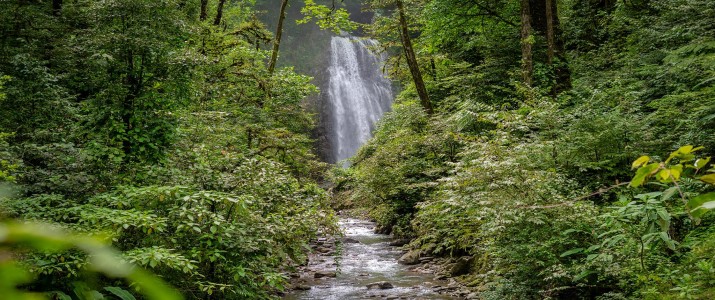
xmin=701 ymin=174 xmax=715 ymax=185
xmin=630 ymin=163 xmax=661 ymax=187
xmin=678 ymin=145 xmax=694 ymax=154
xmin=632 ymin=156 xmax=650 ymax=169
xmin=695 ymin=157 xmax=711 ymax=169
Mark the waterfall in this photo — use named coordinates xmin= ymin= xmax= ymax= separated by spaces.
xmin=327 ymin=35 xmax=393 ymax=165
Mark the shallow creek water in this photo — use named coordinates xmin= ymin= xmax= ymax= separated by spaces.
xmin=284 ymin=218 xmax=456 ymax=300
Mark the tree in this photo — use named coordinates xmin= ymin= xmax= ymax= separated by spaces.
xmin=200 ymin=0 xmax=209 ymax=21
xmin=214 ymin=0 xmax=227 ymax=25
xmin=542 ymin=0 xmax=571 ymax=94
xmin=52 ymin=0 xmax=62 ymax=16
xmin=520 ymin=0 xmax=534 ymax=86
xmin=268 ymin=0 xmax=290 ymax=74
xmin=396 ymin=0 xmax=432 ymax=114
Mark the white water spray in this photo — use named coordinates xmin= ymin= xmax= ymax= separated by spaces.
xmin=327 ymin=35 xmax=393 ymax=165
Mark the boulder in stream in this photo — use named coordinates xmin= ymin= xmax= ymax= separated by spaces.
xmin=398 ymin=250 xmax=421 ymax=265
xmin=366 ymin=281 xmax=394 ymax=289
xmin=314 ymin=271 xmax=337 ymax=278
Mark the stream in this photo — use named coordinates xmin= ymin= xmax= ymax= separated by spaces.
xmin=284 ymin=218 xmax=456 ymax=300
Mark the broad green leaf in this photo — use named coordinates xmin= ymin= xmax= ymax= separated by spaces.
xmin=661 ymin=187 xmax=678 ymax=201
xmin=104 ymin=287 xmax=137 ymax=300
xmin=695 ymin=157 xmax=711 ymax=169
xmin=560 ymin=248 xmax=584 ymax=257
xmin=51 ymin=292 xmax=73 ymax=300
xmin=659 ymin=232 xmax=676 ymax=250
xmin=670 ymin=164 xmax=683 ymax=180
xmin=678 ymin=145 xmax=694 ymax=154
xmin=701 ymin=174 xmax=715 ymax=185
xmin=688 ymin=192 xmax=715 ymax=218
xmin=632 ymin=156 xmax=650 ymax=169
xmin=656 ymin=210 xmax=670 ymax=231
xmin=692 ymin=201 xmax=715 ymax=218
xmin=574 ymin=270 xmax=596 ymax=281
xmin=658 ymin=169 xmax=672 ymax=182
xmin=666 ymin=145 xmax=702 ymax=163
xmin=630 ymin=163 xmax=661 ymax=187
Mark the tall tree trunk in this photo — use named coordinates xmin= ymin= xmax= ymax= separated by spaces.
xmin=547 ymin=0 xmax=571 ymax=93
xmin=52 ymin=0 xmax=62 ymax=16
xmin=545 ymin=0 xmax=555 ymax=65
xmin=268 ymin=0 xmax=289 ymax=74
xmin=213 ymin=0 xmax=226 ymax=26
xmin=520 ymin=0 xmax=534 ymax=86
xmin=200 ymin=0 xmax=208 ymax=21
xmin=396 ymin=0 xmax=432 ymax=114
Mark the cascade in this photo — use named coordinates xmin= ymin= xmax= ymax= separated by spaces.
xmin=326 ymin=35 xmax=393 ymax=165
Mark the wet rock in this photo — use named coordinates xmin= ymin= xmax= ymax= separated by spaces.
xmin=366 ymin=281 xmax=394 ymax=290
xmin=449 ymin=256 xmax=474 ymax=276
xmin=434 ymin=286 xmax=458 ymax=293
xmin=314 ymin=271 xmax=337 ymax=278
xmin=316 ymin=247 xmax=332 ymax=254
xmin=389 ymin=239 xmax=410 ymax=247
xmin=294 ymin=284 xmax=311 ymax=290
xmin=343 ymin=237 xmax=360 ymax=244
xmin=358 ymin=273 xmax=370 ymax=277
xmin=374 ymin=225 xmax=390 ymax=234
xmin=398 ymin=250 xmax=420 ymax=265
xmin=419 ymin=256 xmax=434 ymax=263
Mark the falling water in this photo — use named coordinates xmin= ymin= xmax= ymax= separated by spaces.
xmin=327 ymin=35 xmax=393 ymax=165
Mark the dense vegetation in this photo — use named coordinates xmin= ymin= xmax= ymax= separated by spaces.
xmin=0 ymin=0 xmax=342 ymax=298
xmin=2 ymin=0 xmax=715 ymax=299
xmin=334 ymin=0 xmax=715 ymax=299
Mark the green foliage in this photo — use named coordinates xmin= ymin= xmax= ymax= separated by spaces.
xmin=339 ymin=0 xmax=715 ymax=299
xmin=349 ymin=100 xmax=453 ymax=236
xmin=0 ymin=132 xmax=19 ymax=183
xmin=298 ymin=0 xmax=357 ymax=34
xmin=0 ymin=0 xmax=334 ymax=299
xmin=0 ymin=221 xmax=182 ymax=300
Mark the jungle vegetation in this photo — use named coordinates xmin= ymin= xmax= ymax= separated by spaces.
xmin=1 ymin=0 xmax=715 ymax=299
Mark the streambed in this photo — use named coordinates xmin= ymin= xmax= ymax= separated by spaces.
xmin=284 ymin=218 xmax=456 ymax=300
